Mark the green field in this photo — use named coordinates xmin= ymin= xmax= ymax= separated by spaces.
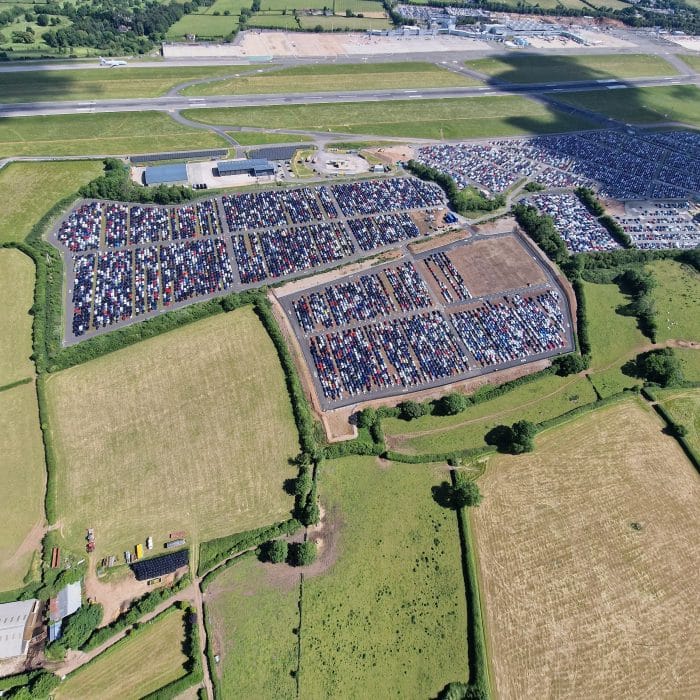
xmin=0 ymin=249 xmax=35 ymax=386
xmin=184 ymin=62 xmax=479 ymax=97
xmin=551 ymin=85 xmax=700 ymax=126
xmin=677 ymin=348 xmax=700 ymax=382
xmin=385 ymin=375 xmax=597 ymax=454
xmin=45 ymin=307 xmax=300 ymax=564
xmin=55 ymin=608 xmax=188 ymax=700
xmin=466 ymin=54 xmax=676 ymax=84
xmin=647 ymin=260 xmax=700 ymax=343
xmin=681 ymin=54 xmax=700 ymax=71
xmin=0 ymin=161 xmax=103 ymax=244
xmin=0 ymin=383 xmax=46 ymax=593
xmin=583 ymin=281 xmax=647 ymax=369
xmin=232 ymin=131 xmax=313 ymax=145
xmin=166 ymin=13 xmax=239 ymax=39
xmin=184 ymin=95 xmax=596 ymax=139
xmin=205 ymin=555 xmax=299 ymax=698
xmin=205 ymin=456 xmax=468 ymax=697
xmin=300 ymin=456 xmax=468 ymax=696
xmin=259 ymin=0 xmax=383 ymax=10
xmin=0 ymin=112 xmax=227 ymax=158
xmin=656 ymin=388 xmax=700 ymax=455
xmin=0 ymin=66 xmax=255 ymax=103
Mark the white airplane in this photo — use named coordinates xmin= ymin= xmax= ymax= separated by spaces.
xmin=99 ymin=57 xmax=127 ymax=67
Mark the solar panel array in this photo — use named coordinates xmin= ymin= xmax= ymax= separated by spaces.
xmin=131 ymin=549 xmax=189 ymax=581
xmin=130 ymin=149 xmax=227 ymax=164
xmin=248 ymin=145 xmax=311 ymax=162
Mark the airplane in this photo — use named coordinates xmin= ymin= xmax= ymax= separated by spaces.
xmin=99 ymin=57 xmax=127 ymax=67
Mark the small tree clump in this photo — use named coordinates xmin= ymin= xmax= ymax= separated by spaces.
xmin=289 ymin=541 xmax=317 ymax=567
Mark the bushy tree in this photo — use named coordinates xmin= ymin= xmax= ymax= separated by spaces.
xmin=553 ymin=354 xmax=587 ymax=376
xmin=294 ymin=471 xmax=312 ymax=497
xmin=437 ymin=393 xmax=468 ymax=416
xmin=635 ymin=348 xmax=683 ymax=387
xmin=511 ymin=420 xmax=537 ymax=454
xmin=398 ymin=400 xmax=428 ymax=421
xmin=261 ymin=539 xmax=288 ymax=564
xmin=61 ymin=603 xmax=103 ymax=649
xmin=356 ymin=407 xmax=377 ymax=428
xmin=289 ymin=541 xmax=317 ymax=567
xmin=452 ymin=480 xmax=482 ymax=508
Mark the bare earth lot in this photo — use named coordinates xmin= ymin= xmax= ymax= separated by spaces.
xmin=45 ymin=307 xmax=299 ymax=565
xmin=440 ymin=234 xmax=546 ymax=297
xmin=472 ymin=400 xmax=700 ymax=699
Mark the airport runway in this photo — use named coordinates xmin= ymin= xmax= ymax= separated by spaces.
xmin=0 ymin=75 xmax=696 ymax=118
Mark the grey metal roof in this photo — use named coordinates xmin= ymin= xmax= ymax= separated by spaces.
xmin=55 ymin=581 xmax=82 ymax=621
xmin=0 ymin=600 xmax=37 ymax=659
xmin=144 ymin=163 xmax=188 ymax=185
xmin=217 ymin=159 xmax=274 ymax=174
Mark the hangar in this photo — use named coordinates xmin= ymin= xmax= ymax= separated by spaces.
xmin=143 ymin=163 xmax=189 ymax=186
xmin=216 ymin=159 xmax=275 ymax=177
xmin=0 ymin=599 xmax=39 ymax=659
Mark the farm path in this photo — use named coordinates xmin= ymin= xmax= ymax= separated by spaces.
xmin=53 ymin=586 xmax=194 ymax=677
xmin=191 ymin=583 xmax=214 ymax=700
xmin=387 ymin=340 xmax=699 ymax=447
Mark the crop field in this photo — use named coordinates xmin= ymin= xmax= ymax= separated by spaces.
xmin=550 ymin=85 xmax=700 ymax=127
xmin=0 ymin=383 xmax=46 ymax=593
xmin=472 ymin=400 xmax=700 ymax=699
xmin=183 ymin=62 xmax=479 ymax=96
xmin=300 ymin=456 xmax=468 ymax=697
xmin=656 ymin=388 xmax=700 ymax=455
xmin=45 ymin=307 xmax=300 ymax=563
xmin=232 ymin=131 xmax=313 ymax=145
xmin=0 ymin=161 xmax=103 ymax=244
xmin=647 ymin=260 xmax=700 ymax=343
xmin=466 ymin=54 xmax=676 ymax=84
xmin=0 ymin=249 xmax=35 ymax=386
xmin=0 ymin=66 xmax=252 ymax=103
xmin=385 ymin=375 xmax=597 ymax=455
xmin=55 ymin=608 xmax=188 ymax=699
xmin=0 ymin=112 xmax=227 ymax=158
xmin=205 ymin=554 xmax=299 ymax=698
xmin=184 ymin=95 xmax=596 ymax=139
xmin=259 ymin=0 xmax=383 ymax=10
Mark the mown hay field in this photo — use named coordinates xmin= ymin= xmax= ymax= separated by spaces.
xmin=45 ymin=307 xmax=299 ymax=564
xmin=183 ymin=62 xmax=479 ymax=96
xmin=183 ymin=95 xmax=596 ymax=139
xmin=384 ymin=374 xmax=597 ymax=454
xmin=300 ymin=456 xmax=468 ymax=697
xmin=0 ymin=383 xmax=46 ymax=592
xmin=55 ymin=608 xmax=188 ymax=700
xmin=205 ymin=554 xmax=299 ymax=699
xmin=0 ymin=112 xmax=226 ymax=158
xmin=0 ymin=161 xmax=103 ymax=244
xmin=466 ymin=54 xmax=676 ymax=84
xmin=648 ymin=260 xmax=700 ymax=343
xmin=0 ymin=249 xmax=35 ymax=385
xmin=472 ymin=399 xmax=700 ymax=699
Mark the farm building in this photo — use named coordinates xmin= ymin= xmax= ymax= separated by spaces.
xmin=143 ymin=163 xmax=189 ymax=186
xmin=0 ymin=599 xmax=40 ymax=659
xmin=48 ymin=581 xmax=82 ymax=642
xmin=131 ymin=549 xmax=189 ymax=581
xmin=216 ymin=159 xmax=275 ymax=177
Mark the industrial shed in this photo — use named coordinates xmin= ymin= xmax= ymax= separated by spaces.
xmin=143 ymin=163 xmax=189 ymax=186
xmin=0 ymin=599 xmax=39 ymax=659
xmin=216 ymin=159 xmax=274 ymax=177
xmin=131 ymin=549 xmax=189 ymax=581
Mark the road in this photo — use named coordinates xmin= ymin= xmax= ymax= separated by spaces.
xmin=0 ymin=74 xmax=697 ymax=118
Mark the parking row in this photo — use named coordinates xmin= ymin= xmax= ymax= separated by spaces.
xmin=291 ymin=261 xmax=434 ymax=333
xmin=308 ymin=311 xmax=470 ymax=401
xmin=415 ymin=130 xmax=699 ymax=202
xmin=331 ymin=177 xmax=444 ymax=216
xmin=527 ymin=193 xmax=620 ymax=253
xmin=69 ymin=238 xmax=234 ymax=335
xmin=615 ymin=202 xmax=700 ymax=250
xmin=422 ymin=251 xmax=471 ymax=303
xmin=58 ymin=201 xmax=226 ymax=250
xmin=450 ymin=290 xmax=566 ymax=368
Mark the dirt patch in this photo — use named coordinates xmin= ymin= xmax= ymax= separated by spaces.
xmin=473 ymin=216 xmax=517 ymax=237
xmin=367 ymin=145 xmax=416 ymax=165
xmin=447 ymin=234 xmax=547 ymax=297
xmin=408 ymin=228 xmax=471 ymax=254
